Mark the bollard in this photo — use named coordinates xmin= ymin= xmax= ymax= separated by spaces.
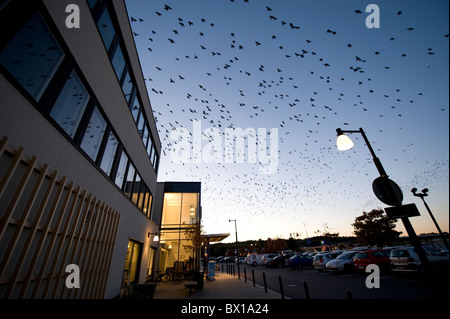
xmin=233 ymin=265 xmax=235 ymax=277
xmin=278 ymin=276 xmax=285 ymax=299
xmin=244 ymin=268 xmax=247 ymax=283
xmin=303 ymin=281 xmax=310 ymax=299
xmin=346 ymin=289 xmax=353 ymax=299
xmin=252 ymin=270 xmax=255 ymax=287
xmin=263 ymin=272 xmax=268 ymax=293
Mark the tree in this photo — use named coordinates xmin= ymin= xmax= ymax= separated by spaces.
xmin=264 ymin=238 xmax=287 ymax=253
xmin=352 ymin=209 xmax=402 ymax=247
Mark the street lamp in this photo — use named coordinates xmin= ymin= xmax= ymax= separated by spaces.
xmin=229 ymin=219 xmax=240 ymax=279
xmin=335 ymin=128 xmax=433 ymax=275
xmin=411 ymin=188 xmax=450 ymax=251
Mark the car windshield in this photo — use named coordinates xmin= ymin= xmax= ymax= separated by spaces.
xmin=336 ymin=252 xmax=352 ymax=259
xmin=391 ymin=250 xmax=410 ymax=257
xmin=423 ymin=246 xmax=445 ymax=256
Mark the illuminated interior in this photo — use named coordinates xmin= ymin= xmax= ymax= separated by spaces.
xmin=159 ymin=192 xmax=201 ymax=273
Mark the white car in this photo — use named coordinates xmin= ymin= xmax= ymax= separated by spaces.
xmin=326 ymin=251 xmax=357 ymax=273
xmin=313 ymin=252 xmax=340 ymax=271
xmin=246 ymin=254 xmax=264 ymax=266
xmin=390 ymin=245 xmax=449 ymax=272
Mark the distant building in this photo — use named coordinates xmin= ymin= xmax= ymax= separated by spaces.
xmin=0 ymin=0 xmax=162 ymax=298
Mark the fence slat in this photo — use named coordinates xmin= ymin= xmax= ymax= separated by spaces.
xmin=0 ymin=138 xmax=121 ymax=299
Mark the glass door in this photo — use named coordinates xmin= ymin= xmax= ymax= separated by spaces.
xmin=123 ymin=239 xmax=142 ymax=284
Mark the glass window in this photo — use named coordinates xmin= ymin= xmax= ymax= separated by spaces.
xmin=151 ymin=149 xmax=157 ymax=167
xmin=137 ymin=181 xmax=145 ymax=210
xmin=114 ymin=150 xmax=128 ymax=189
xmin=123 ymin=162 xmax=135 ymax=198
xmin=137 ymin=111 xmax=145 ymax=137
xmin=96 ymin=7 xmax=116 ymax=52
xmin=181 ymin=193 xmax=199 ymax=225
xmin=111 ymin=44 xmax=126 ymax=80
xmin=131 ymin=173 xmax=141 ymax=205
xmin=0 ymin=12 xmax=65 ymax=100
xmin=87 ymin=0 xmax=99 ymax=10
xmin=121 ymin=69 xmax=134 ymax=103
xmin=142 ymin=123 xmax=149 ymax=147
xmin=143 ymin=187 xmax=153 ymax=218
xmin=49 ymin=70 xmax=90 ymax=138
xmin=130 ymin=96 xmax=140 ymax=122
xmin=80 ymin=106 xmax=107 ymax=161
xmin=100 ymin=130 xmax=118 ymax=176
xmin=146 ymin=136 xmax=153 ymax=157
xmin=162 ymin=193 xmax=182 ymax=226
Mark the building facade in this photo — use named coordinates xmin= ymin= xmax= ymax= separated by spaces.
xmin=0 ymin=0 xmax=161 ymax=298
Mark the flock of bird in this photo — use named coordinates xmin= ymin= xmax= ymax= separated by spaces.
xmin=127 ymin=1 xmax=449 ymax=239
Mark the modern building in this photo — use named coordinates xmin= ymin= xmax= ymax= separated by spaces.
xmin=0 ymin=0 xmax=162 ymax=298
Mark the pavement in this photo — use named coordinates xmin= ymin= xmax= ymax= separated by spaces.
xmin=153 ymin=268 xmax=289 ymax=299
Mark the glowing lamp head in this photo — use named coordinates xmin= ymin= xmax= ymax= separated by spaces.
xmin=336 ymin=129 xmax=354 ymax=151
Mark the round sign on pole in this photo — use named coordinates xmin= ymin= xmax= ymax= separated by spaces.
xmin=372 ymin=176 xmax=403 ymax=206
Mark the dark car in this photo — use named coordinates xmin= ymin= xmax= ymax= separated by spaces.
xmin=286 ymin=254 xmax=313 ymax=270
xmin=267 ymin=254 xmax=292 ymax=268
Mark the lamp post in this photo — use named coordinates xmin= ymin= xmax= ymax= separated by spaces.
xmin=411 ymin=188 xmax=450 ymax=252
xmin=336 ymin=128 xmax=432 ymax=275
xmin=229 ymin=219 xmax=240 ymax=279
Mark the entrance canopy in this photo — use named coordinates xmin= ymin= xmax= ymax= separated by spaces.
xmin=201 ymin=233 xmax=230 ymax=243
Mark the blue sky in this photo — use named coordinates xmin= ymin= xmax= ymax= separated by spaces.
xmin=125 ymin=0 xmax=449 ymax=243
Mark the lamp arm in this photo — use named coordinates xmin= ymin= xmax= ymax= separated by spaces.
xmin=358 ymin=128 xmax=388 ymax=176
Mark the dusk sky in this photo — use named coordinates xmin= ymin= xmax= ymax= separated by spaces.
xmin=124 ymin=0 xmax=449 ymax=243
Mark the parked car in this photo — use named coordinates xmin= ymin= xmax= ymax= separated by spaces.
xmin=246 ymin=254 xmax=264 ymax=266
xmin=266 ymin=254 xmax=292 ymax=268
xmin=326 ymin=251 xmax=357 ymax=273
xmin=224 ymin=257 xmax=235 ymax=263
xmin=262 ymin=254 xmax=279 ymax=266
xmin=313 ymin=252 xmax=340 ymax=271
xmin=286 ymin=254 xmax=313 ymax=270
xmin=390 ymin=245 xmax=450 ymax=272
xmin=354 ymin=249 xmax=391 ymax=272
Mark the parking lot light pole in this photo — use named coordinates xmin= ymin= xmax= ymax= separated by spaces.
xmin=335 ymin=128 xmax=432 ymax=275
xmin=229 ymin=219 xmax=240 ymax=279
xmin=411 ymin=188 xmax=450 ymax=252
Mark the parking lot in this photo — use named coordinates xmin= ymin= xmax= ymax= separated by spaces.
xmin=216 ymin=258 xmax=450 ymax=299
